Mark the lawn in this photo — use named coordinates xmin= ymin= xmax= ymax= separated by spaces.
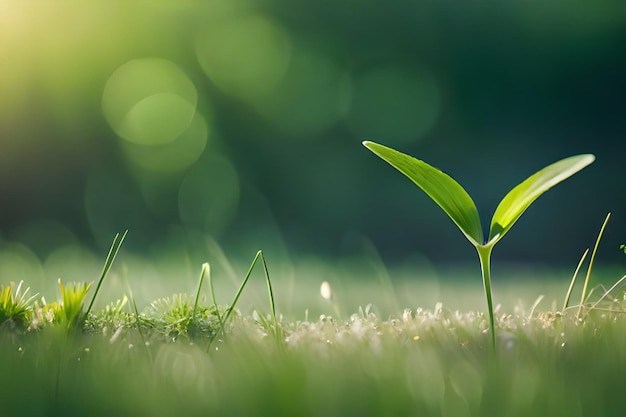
xmin=1 ymin=241 xmax=625 ymax=417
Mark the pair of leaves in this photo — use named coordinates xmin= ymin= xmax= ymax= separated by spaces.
xmin=363 ymin=141 xmax=595 ymax=249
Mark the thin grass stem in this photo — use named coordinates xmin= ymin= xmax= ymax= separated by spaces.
xmin=192 ymin=263 xmax=209 ymax=318
xmin=212 ymin=251 xmax=279 ymax=345
xmin=588 ymin=275 xmax=626 ymax=312
xmin=259 ymin=251 xmax=276 ymax=324
xmin=577 ymin=213 xmax=610 ymax=319
xmin=86 ymin=230 xmax=128 ymax=316
xmin=205 ymin=263 xmax=223 ymax=330
xmin=528 ymin=295 xmax=544 ymax=319
xmin=562 ymin=248 xmax=589 ymax=314
xmin=219 ymin=251 xmax=263 ymax=333
xmin=258 ymin=251 xmax=281 ymax=344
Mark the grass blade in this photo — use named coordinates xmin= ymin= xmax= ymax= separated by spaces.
xmin=588 ymin=275 xmax=626 ymax=312
xmin=562 ymin=248 xmax=589 ymax=314
xmin=219 ymin=251 xmax=263 ymax=334
xmin=528 ymin=295 xmax=544 ymax=319
xmin=577 ymin=212 xmax=611 ymax=318
xmin=86 ymin=230 xmax=128 ymax=316
xmin=193 ymin=262 xmax=209 ymax=318
xmin=259 ymin=251 xmax=277 ymax=325
xmin=205 ymin=262 xmax=224 ymax=329
xmin=216 ymin=251 xmax=278 ymax=342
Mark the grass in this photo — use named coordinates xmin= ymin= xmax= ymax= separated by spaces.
xmin=2 ymin=292 xmax=626 ymax=416
xmin=1 ymin=233 xmax=626 ymax=416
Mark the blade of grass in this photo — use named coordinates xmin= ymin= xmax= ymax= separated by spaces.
xmin=577 ymin=213 xmax=611 ymax=319
xmin=259 ymin=251 xmax=277 ymax=325
xmin=204 ymin=262 xmax=225 ymax=351
xmin=221 ymin=251 xmax=261 ymax=326
xmin=258 ymin=251 xmax=282 ymax=345
xmin=588 ymin=275 xmax=626 ymax=312
xmin=205 ymin=262 xmax=223 ymax=330
xmin=217 ymin=251 xmax=278 ymax=341
xmin=86 ymin=230 xmax=128 ymax=316
xmin=193 ymin=262 xmax=209 ymax=318
xmin=562 ymin=248 xmax=589 ymax=314
xmin=528 ymin=295 xmax=544 ymax=319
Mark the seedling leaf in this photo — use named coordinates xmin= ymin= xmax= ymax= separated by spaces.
xmin=363 ymin=141 xmax=484 ymax=245
xmin=488 ymin=154 xmax=595 ymax=244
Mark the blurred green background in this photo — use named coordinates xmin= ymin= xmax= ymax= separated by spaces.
xmin=0 ymin=1 xmax=625 ymax=295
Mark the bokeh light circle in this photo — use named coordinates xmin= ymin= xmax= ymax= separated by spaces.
xmin=196 ymin=13 xmax=291 ymax=100
xmin=122 ymin=112 xmax=210 ymax=173
xmin=102 ymin=58 xmax=198 ymax=145
xmin=346 ymin=66 xmax=441 ymax=145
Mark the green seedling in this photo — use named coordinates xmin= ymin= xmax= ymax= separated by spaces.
xmin=363 ymin=141 xmax=595 ymax=349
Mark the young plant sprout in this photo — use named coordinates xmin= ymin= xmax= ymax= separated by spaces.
xmin=363 ymin=141 xmax=595 ymax=350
